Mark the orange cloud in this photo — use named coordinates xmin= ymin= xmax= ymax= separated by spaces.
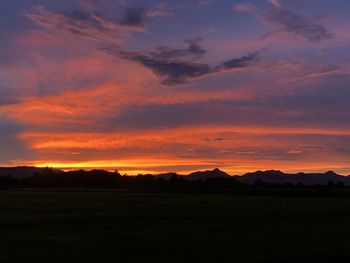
xmin=12 ymin=125 xmax=350 ymax=175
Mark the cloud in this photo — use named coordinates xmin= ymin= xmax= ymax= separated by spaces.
xmin=215 ymin=52 xmax=260 ymax=71
xmin=281 ymin=65 xmax=342 ymax=83
xmin=25 ymin=5 xmax=261 ymax=85
xmin=267 ymin=0 xmax=281 ymax=8
xmin=105 ymin=40 xmax=260 ymax=85
xmin=149 ymin=37 xmax=206 ymax=61
xmin=119 ymin=7 xmax=147 ymax=28
xmin=137 ymin=58 xmax=211 ymax=85
xmin=234 ymin=2 xmax=333 ymax=42
xmin=25 ymin=5 xmax=146 ymax=44
xmin=263 ymin=7 xmax=333 ymax=42
xmin=25 ymin=3 xmax=172 ymax=37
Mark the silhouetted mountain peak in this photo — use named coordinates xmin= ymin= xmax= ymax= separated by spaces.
xmin=212 ymin=168 xmax=229 ymax=175
xmin=186 ymin=168 xmax=230 ymax=181
xmin=265 ymin=170 xmax=284 ymax=175
xmin=324 ymin=171 xmax=339 ymax=176
xmin=246 ymin=170 xmax=284 ymax=177
xmin=156 ymin=172 xmax=180 ymax=180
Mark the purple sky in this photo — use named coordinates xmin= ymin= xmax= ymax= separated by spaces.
xmin=1 ymin=0 xmax=350 ymax=174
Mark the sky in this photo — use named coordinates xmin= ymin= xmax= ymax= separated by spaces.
xmin=0 ymin=0 xmax=350 ymax=175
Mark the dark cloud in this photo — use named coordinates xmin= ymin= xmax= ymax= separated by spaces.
xmin=26 ymin=3 xmax=176 ymax=45
xmin=216 ymin=52 xmax=259 ymax=71
xmin=118 ymin=49 xmax=211 ymax=85
xmin=150 ymin=38 xmax=206 ymax=61
xmin=104 ymin=40 xmax=260 ymax=85
xmin=235 ymin=3 xmax=333 ymax=42
xmin=25 ymin=5 xmax=146 ymax=44
xmin=120 ymin=7 xmax=147 ymax=27
xmin=263 ymin=7 xmax=333 ymax=42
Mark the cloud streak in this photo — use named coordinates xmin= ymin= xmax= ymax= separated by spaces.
xmin=25 ymin=5 xmax=146 ymax=44
xmin=281 ymin=65 xmax=342 ymax=83
xmin=234 ymin=1 xmax=333 ymax=42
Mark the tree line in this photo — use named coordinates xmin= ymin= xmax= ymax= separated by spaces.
xmin=0 ymin=167 xmax=349 ymax=196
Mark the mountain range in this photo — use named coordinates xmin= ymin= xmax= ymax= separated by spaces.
xmin=1 ymin=167 xmax=350 ymax=186
xmin=235 ymin=170 xmax=349 ymax=186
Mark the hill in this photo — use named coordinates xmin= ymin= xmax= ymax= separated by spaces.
xmin=236 ymin=170 xmax=350 ymax=186
xmin=0 ymin=166 xmax=44 ymax=178
xmin=186 ymin=168 xmax=231 ymax=181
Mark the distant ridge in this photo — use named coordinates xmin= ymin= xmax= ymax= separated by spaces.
xmin=1 ymin=167 xmax=350 ymax=186
xmin=186 ymin=168 xmax=230 ymax=181
xmin=236 ymin=170 xmax=350 ymax=186
xmin=0 ymin=166 xmax=44 ymax=178
xmin=155 ymin=168 xmax=350 ymax=186
xmin=156 ymin=172 xmax=181 ymax=180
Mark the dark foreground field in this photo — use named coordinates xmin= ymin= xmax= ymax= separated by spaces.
xmin=1 ymin=191 xmax=350 ymax=262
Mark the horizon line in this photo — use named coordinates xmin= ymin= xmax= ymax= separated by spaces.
xmin=1 ymin=166 xmax=349 ymax=177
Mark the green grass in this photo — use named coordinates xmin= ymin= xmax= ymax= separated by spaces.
xmin=1 ymin=191 xmax=350 ymax=262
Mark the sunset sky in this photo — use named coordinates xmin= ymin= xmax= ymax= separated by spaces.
xmin=1 ymin=0 xmax=350 ymax=175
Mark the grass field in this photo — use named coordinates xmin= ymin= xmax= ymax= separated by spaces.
xmin=1 ymin=191 xmax=350 ymax=262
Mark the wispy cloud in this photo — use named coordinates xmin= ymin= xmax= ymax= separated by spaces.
xmin=281 ymin=65 xmax=342 ymax=83
xmin=25 ymin=6 xmax=145 ymax=44
xmin=25 ymin=3 xmax=175 ymax=43
xmin=234 ymin=1 xmax=333 ymax=42
xmin=215 ymin=52 xmax=260 ymax=72
xmin=267 ymin=0 xmax=281 ymax=8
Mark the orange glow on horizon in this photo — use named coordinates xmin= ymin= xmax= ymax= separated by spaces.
xmin=13 ymin=158 xmax=350 ymax=176
xmin=7 ymin=125 xmax=350 ymax=176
